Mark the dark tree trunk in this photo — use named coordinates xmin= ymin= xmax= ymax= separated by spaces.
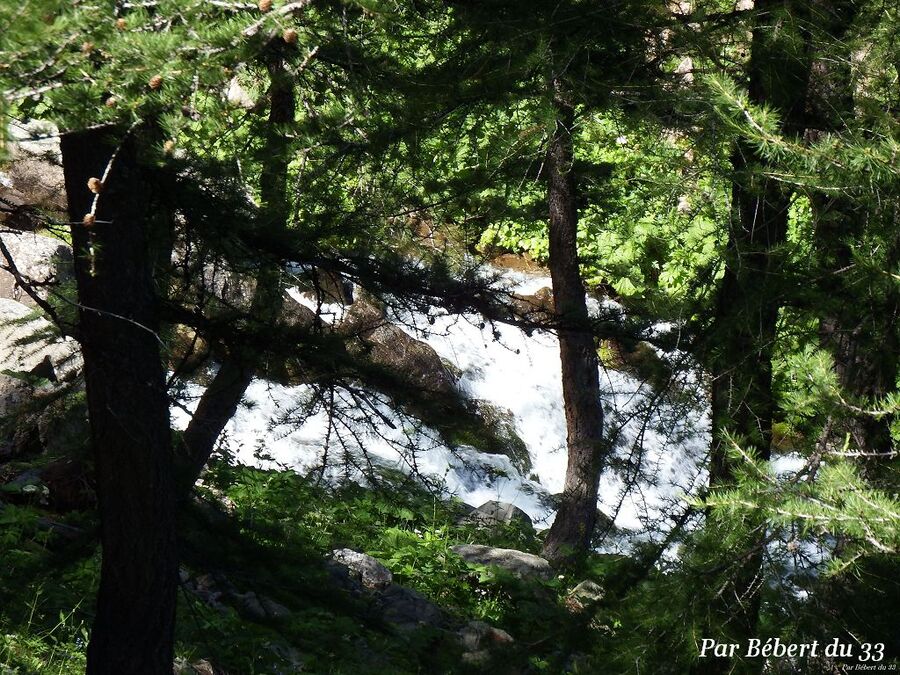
xmin=806 ymin=0 xmax=899 ymax=476
xmin=700 ymin=139 xmax=794 ymax=675
xmin=707 ymin=144 xmax=788 ymax=483
xmin=541 ymin=80 xmax=605 ymax=565
xmin=699 ymin=2 xmax=811 ymax=671
xmin=176 ymin=47 xmax=295 ymax=497
xmin=709 ymin=0 xmax=810 ymax=483
xmin=61 ymin=127 xmax=177 ymax=674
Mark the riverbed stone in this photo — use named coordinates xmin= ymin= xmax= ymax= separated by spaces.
xmin=340 ymin=300 xmax=457 ymax=396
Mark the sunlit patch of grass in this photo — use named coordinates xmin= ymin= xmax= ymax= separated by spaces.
xmin=0 ymin=590 xmax=88 ymax=675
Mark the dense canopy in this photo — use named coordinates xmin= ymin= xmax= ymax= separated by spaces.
xmin=0 ymin=0 xmax=897 ymax=673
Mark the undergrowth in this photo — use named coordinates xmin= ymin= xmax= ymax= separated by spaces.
xmin=0 ymin=460 xmax=625 ymax=674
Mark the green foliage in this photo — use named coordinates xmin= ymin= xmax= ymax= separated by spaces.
xmin=701 ymin=438 xmax=900 ymax=575
xmin=0 ymin=594 xmax=88 ymax=675
xmin=1 ymin=0 xmax=899 ymax=672
xmin=701 ymin=72 xmax=900 ymax=195
xmin=0 ymin=508 xmax=97 ymax=675
xmin=0 ymin=456 xmax=628 ymax=672
xmin=371 ymin=525 xmax=511 ymax=621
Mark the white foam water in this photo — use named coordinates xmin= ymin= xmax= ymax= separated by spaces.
xmin=171 ymin=268 xmax=710 ymax=548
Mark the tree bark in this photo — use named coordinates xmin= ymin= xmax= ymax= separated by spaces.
xmin=805 ymin=0 xmax=899 ymax=476
xmin=707 ymin=144 xmax=789 ymax=483
xmin=541 ymin=80 xmax=605 ymax=565
xmin=176 ymin=47 xmax=295 ymax=497
xmin=700 ymin=2 xmax=811 ymax=671
xmin=61 ymin=127 xmax=177 ymax=674
xmin=709 ymin=0 xmax=811 ymax=483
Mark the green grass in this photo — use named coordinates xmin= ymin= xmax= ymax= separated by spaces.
xmin=0 ymin=460 xmax=627 ymax=674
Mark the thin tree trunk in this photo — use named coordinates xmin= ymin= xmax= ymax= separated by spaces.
xmin=61 ymin=127 xmax=177 ymax=674
xmin=176 ymin=48 xmax=295 ymax=497
xmin=541 ymin=79 xmax=605 ymax=565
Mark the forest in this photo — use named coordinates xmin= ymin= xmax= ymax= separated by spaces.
xmin=0 ymin=0 xmax=897 ymax=673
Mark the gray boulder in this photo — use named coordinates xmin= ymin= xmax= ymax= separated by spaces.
xmin=329 ymin=548 xmax=393 ymax=590
xmin=565 ymin=580 xmax=605 ymax=612
xmin=458 ymin=619 xmax=514 ymax=651
xmin=0 ymin=299 xmax=83 ymax=458
xmin=460 ymin=500 xmax=534 ymax=532
xmin=290 ymin=266 xmax=354 ymax=304
xmin=0 ymin=231 xmax=73 ymax=307
xmin=339 ymin=300 xmax=457 ymax=396
xmin=2 ymin=119 xmax=66 ymax=215
xmin=373 ymin=584 xmax=447 ymax=632
xmin=231 ymin=591 xmax=292 ymax=622
xmin=172 ymin=658 xmax=227 ymax=675
xmin=0 ymin=299 xmax=80 ymax=382
xmin=510 ymin=286 xmax=554 ymax=322
xmin=458 ymin=620 xmax=514 ymax=665
xmin=1 ymin=468 xmax=46 ymax=501
xmin=324 ymin=550 xmax=446 ymax=633
xmin=279 ymin=294 xmax=318 ymax=330
xmin=467 ymin=402 xmax=531 ymax=473
xmin=450 ymin=544 xmax=552 ymax=580
xmin=0 ymin=184 xmax=39 ymax=231
xmin=179 ymin=256 xmax=258 ymax=314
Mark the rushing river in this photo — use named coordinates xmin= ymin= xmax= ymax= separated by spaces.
xmin=172 ymin=266 xmax=711 ymax=550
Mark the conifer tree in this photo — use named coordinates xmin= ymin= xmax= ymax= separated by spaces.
xmin=539 ymin=70 xmax=606 ymax=564
xmin=0 ymin=2 xmax=333 ymax=668
xmin=176 ymin=37 xmax=296 ymax=497
xmin=62 ymin=125 xmax=178 ymax=674
xmin=681 ymin=1 xmax=900 ymax=670
xmin=427 ymin=0 xmax=665 ymax=563
xmin=698 ymin=2 xmax=813 ymax=668
xmin=804 ymin=0 xmax=899 ymax=474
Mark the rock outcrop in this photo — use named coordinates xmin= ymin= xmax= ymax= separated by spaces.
xmin=450 ymin=544 xmax=552 ymax=580
xmin=0 ymin=299 xmax=79 ymax=385
xmin=458 ymin=619 xmax=514 ymax=665
xmin=510 ymin=286 xmax=555 ymax=323
xmin=329 ymin=548 xmax=393 ymax=590
xmin=372 ymin=584 xmax=448 ymax=632
xmin=1 ymin=119 xmax=66 ymax=219
xmin=340 ymin=300 xmax=457 ymax=397
xmin=326 ymin=548 xmax=448 ymax=632
xmin=565 ymin=580 xmax=605 ymax=613
xmin=458 ymin=500 xmax=534 ymax=533
xmin=0 ymin=299 xmax=82 ymax=459
xmin=0 ymin=231 xmax=73 ymax=307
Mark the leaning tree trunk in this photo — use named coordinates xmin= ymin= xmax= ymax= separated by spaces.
xmin=699 ymin=1 xmax=811 ymax=672
xmin=541 ymin=79 xmax=605 ymax=565
xmin=61 ymin=127 xmax=177 ymax=674
xmin=176 ymin=46 xmax=295 ymax=497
